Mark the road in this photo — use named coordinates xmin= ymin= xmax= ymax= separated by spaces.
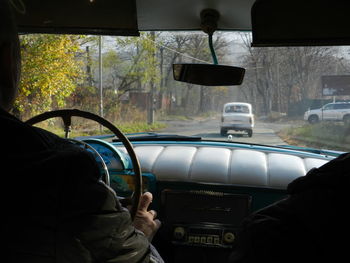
xmin=159 ymin=117 xmax=290 ymax=145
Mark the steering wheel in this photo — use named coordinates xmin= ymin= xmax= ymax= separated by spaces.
xmin=25 ymin=109 xmax=142 ymax=220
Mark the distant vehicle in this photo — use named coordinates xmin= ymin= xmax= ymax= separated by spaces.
xmin=220 ymin=102 xmax=254 ymax=137
xmin=304 ymin=102 xmax=350 ymax=124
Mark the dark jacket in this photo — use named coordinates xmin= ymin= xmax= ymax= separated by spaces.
xmin=230 ymin=152 xmax=350 ymax=263
xmin=0 ymin=108 xmax=153 ymax=263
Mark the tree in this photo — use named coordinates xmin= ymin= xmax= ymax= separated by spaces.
xmin=115 ymin=32 xmax=160 ymax=94
xmin=157 ymin=32 xmax=230 ymax=115
xmin=239 ymin=32 xmax=339 ymax=116
xmin=16 ymin=35 xmax=83 ymax=119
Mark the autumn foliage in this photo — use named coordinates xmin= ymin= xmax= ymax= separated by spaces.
xmin=16 ymin=35 xmax=83 ymax=118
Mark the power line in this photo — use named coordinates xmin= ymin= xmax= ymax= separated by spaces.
xmin=143 ymin=36 xmax=211 ymax=64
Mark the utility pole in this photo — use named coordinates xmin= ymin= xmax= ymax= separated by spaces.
xmin=86 ymin=46 xmax=93 ymax=86
xmin=148 ymin=31 xmax=156 ymax=125
xmin=99 ymin=36 xmax=103 ymax=131
xmin=159 ymin=47 xmax=164 ymax=110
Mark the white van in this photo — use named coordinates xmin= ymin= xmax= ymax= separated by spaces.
xmin=220 ymin=102 xmax=254 ymax=137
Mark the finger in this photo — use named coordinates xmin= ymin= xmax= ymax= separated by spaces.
xmin=149 ymin=209 xmax=157 ymax=219
xmin=138 ymin=192 xmax=153 ymax=211
xmin=154 ymin=219 xmax=161 ymax=230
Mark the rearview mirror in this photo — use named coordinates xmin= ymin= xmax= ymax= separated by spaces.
xmin=173 ymin=64 xmax=245 ymax=86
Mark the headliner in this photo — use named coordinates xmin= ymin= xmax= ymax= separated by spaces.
xmin=136 ymin=0 xmax=254 ymax=31
xmin=14 ymin=0 xmax=350 ymax=46
xmin=15 ymin=0 xmax=255 ymax=35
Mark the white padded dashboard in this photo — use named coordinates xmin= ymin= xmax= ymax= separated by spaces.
xmin=116 ymin=145 xmax=332 ymax=190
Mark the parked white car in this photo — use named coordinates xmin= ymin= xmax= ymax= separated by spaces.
xmin=304 ymin=102 xmax=350 ymax=124
xmin=220 ymin=102 xmax=254 ymax=137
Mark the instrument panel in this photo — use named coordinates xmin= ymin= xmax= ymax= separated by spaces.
xmin=110 ymin=173 xmax=156 ymax=197
xmin=80 ymin=138 xmax=157 ymax=197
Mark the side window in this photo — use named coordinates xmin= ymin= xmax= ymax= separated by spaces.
xmin=241 ymin=106 xmax=249 ymax=113
xmin=323 ymin=104 xmax=334 ymax=110
xmin=225 ymin=106 xmax=234 ymax=113
xmin=342 ymin=104 xmax=350 ymax=109
xmin=333 ymin=104 xmax=350 ymax=109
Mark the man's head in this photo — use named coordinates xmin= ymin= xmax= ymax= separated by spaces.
xmin=0 ymin=0 xmax=21 ymax=112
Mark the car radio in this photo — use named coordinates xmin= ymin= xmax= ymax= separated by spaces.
xmin=161 ymin=189 xmax=252 ymax=248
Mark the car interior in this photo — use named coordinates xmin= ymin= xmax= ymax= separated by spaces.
xmin=12 ymin=0 xmax=350 ymax=262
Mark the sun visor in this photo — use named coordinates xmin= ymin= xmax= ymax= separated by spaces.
xmin=14 ymin=0 xmax=139 ymax=36
xmin=251 ymin=0 xmax=350 ymax=46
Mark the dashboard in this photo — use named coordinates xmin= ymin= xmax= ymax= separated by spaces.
xmin=81 ymin=138 xmax=333 ymax=263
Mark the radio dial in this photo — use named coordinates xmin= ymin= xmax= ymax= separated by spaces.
xmin=223 ymin=232 xmax=235 ymax=243
xmin=173 ymin=227 xmax=186 ymax=240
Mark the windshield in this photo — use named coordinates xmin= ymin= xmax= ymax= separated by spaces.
xmin=18 ymin=32 xmax=350 ymax=153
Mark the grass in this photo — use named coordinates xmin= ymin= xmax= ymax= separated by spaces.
xmin=38 ymin=121 xmax=167 ymax=138
xmin=278 ymin=122 xmax=350 ymax=152
xmin=157 ymin=111 xmax=218 ymax=122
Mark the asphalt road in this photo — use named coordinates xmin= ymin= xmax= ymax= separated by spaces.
xmin=159 ymin=117 xmax=290 ymax=146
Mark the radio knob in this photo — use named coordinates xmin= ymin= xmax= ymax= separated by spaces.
xmin=173 ymin=227 xmax=186 ymax=240
xmin=223 ymin=232 xmax=235 ymax=244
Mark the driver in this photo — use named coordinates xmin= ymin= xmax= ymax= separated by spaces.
xmin=0 ymin=1 xmax=162 ymax=262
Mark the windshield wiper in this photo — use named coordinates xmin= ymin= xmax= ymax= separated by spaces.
xmin=112 ymin=132 xmax=202 ymax=142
